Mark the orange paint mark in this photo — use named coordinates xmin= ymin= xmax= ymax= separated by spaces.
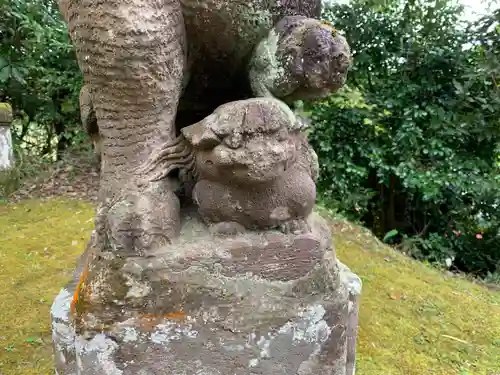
xmin=137 ymin=313 xmax=162 ymax=330
xmin=136 ymin=311 xmax=186 ymax=330
xmin=165 ymin=311 xmax=186 ymax=320
xmin=70 ymin=264 xmax=89 ymax=315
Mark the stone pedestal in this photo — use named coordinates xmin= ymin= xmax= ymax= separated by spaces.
xmin=52 ymin=212 xmax=362 ymax=375
xmin=0 ymin=103 xmax=14 ymax=170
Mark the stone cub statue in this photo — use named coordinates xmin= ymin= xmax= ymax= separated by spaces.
xmin=181 ymin=97 xmax=319 ymax=234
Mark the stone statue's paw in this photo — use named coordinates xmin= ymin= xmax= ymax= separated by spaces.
xmin=99 ymin=180 xmax=181 ymax=256
xmin=295 ymin=19 xmax=351 ymax=96
xmin=278 ymin=218 xmax=311 ymax=235
xmin=250 ymin=15 xmax=352 ymax=104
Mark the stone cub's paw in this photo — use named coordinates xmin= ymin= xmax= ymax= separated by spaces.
xmin=208 ymin=221 xmax=247 ymax=236
xmin=278 ymin=218 xmax=311 ymax=235
xmin=98 ymin=180 xmax=181 ymax=256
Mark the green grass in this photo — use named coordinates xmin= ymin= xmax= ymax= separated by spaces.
xmin=0 ymin=199 xmax=499 ymax=375
xmin=329 ymin=217 xmax=500 ymax=375
xmin=0 ymin=199 xmax=95 ymax=374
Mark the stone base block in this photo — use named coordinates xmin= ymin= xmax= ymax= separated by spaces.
xmin=51 ymin=213 xmax=362 ymax=375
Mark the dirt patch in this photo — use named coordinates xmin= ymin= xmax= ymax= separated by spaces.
xmin=8 ymin=149 xmax=100 ymax=203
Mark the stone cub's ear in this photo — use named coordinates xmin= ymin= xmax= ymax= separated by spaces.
xmin=181 ymin=121 xmax=220 ymax=150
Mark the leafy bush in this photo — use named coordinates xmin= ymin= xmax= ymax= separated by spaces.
xmin=310 ymin=0 xmax=500 ymax=276
xmin=0 ymin=0 xmax=83 ymax=160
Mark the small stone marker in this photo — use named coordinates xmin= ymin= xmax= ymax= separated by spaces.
xmin=0 ymin=103 xmax=14 ymax=170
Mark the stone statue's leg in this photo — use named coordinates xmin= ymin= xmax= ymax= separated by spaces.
xmin=60 ymin=0 xmax=188 ymax=252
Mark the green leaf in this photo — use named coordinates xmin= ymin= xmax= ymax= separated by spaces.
xmin=10 ymin=67 xmax=26 ymax=85
xmin=25 ymin=337 xmax=42 ymax=345
xmin=452 ymin=79 xmax=464 ymax=94
xmin=383 ymin=229 xmax=399 ymax=243
xmin=0 ymin=65 xmax=11 ymax=83
xmin=61 ymin=100 xmax=77 ymax=114
xmin=0 ymin=55 xmax=8 ymax=69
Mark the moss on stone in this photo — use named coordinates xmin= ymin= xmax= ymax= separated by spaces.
xmin=0 ymin=102 xmax=12 ymax=111
xmin=0 ymin=199 xmax=499 ymax=374
xmin=0 ymin=103 xmax=13 ymax=124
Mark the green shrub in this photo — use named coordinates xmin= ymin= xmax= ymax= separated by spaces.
xmin=1 ymin=0 xmax=84 ymax=159
xmin=310 ymin=1 xmax=500 ymax=276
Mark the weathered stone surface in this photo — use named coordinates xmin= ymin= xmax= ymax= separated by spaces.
xmin=177 ymin=0 xmax=324 ymax=123
xmin=249 ymin=16 xmax=352 ymax=105
xmin=52 ymin=249 xmax=90 ymax=375
xmin=51 ymin=212 xmax=362 ymax=375
xmin=338 ymin=262 xmax=362 ymax=375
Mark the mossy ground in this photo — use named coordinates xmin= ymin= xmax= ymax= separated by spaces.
xmin=0 ymin=199 xmax=499 ymax=375
xmin=0 ymin=199 xmax=95 ymax=374
xmin=330 ymin=217 xmax=500 ymax=375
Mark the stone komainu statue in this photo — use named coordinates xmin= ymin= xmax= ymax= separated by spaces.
xmin=52 ymin=1 xmax=361 ymax=375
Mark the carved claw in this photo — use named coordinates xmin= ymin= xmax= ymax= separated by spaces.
xmin=134 ymin=135 xmax=196 ymax=184
xmin=98 ymin=180 xmax=181 ymax=256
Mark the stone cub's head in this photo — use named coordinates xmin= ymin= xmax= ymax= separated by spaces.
xmin=181 ymin=98 xmax=305 ymax=185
